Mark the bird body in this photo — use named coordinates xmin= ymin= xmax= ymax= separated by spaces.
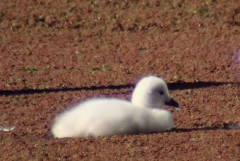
xmin=52 ymin=76 xmax=179 ymax=138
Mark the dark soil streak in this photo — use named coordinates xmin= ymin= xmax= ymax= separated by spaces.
xmin=172 ymin=123 xmax=240 ymax=133
xmin=0 ymin=82 xmax=238 ymax=96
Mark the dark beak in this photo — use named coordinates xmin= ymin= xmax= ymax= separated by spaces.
xmin=165 ymin=98 xmax=179 ymax=109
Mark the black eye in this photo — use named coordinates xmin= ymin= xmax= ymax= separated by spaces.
xmin=159 ymin=91 xmax=164 ymax=95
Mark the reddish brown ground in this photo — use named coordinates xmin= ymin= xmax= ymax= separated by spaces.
xmin=0 ymin=0 xmax=240 ymax=160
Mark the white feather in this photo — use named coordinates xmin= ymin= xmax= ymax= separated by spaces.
xmin=52 ymin=76 xmax=178 ymax=138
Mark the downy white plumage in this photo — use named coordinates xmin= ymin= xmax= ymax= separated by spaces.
xmin=52 ymin=76 xmax=179 ymax=138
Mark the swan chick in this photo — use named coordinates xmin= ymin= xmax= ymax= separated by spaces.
xmin=52 ymin=76 xmax=179 ymax=138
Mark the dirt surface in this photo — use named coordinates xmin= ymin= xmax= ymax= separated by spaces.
xmin=0 ymin=0 xmax=240 ymax=160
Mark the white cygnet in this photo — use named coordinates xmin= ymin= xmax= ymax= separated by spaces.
xmin=51 ymin=76 xmax=179 ymax=138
